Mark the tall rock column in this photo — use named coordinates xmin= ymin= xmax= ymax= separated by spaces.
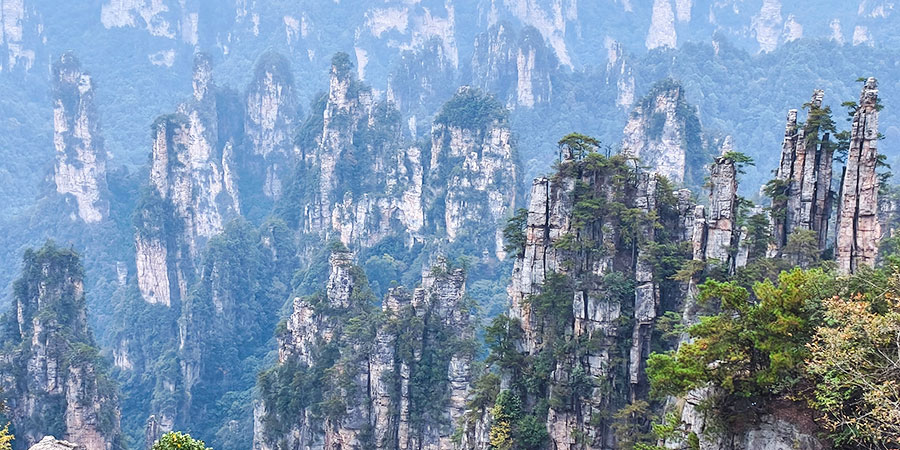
xmin=51 ymin=52 xmax=109 ymax=223
xmin=621 ymin=80 xmax=703 ymax=186
xmin=429 ymin=87 xmax=519 ymax=259
xmin=771 ymin=90 xmax=835 ymax=253
xmin=704 ymin=154 xmax=738 ymax=267
xmin=836 ymin=78 xmax=881 ymax=274
xmin=245 ymin=52 xmax=297 ymax=200
xmin=0 ymin=244 xmax=122 ymax=450
xmin=134 ymin=53 xmax=241 ymax=306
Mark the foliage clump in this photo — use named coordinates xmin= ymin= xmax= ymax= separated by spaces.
xmin=152 ymin=432 xmax=211 ymax=450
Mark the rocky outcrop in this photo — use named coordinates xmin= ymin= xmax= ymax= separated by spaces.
xmin=471 ymin=23 xmax=556 ymax=109
xmin=245 ymin=52 xmax=297 ymax=200
xmin=0 ymin=244 xmax=121 ymax=450
xmin=51 ymin=53 xmax=109 ymax=224
xmin=293 ymin=53 xmax=426 ymax=249
xmin=27 ymin=436 xmax=83 ymax=450
xmin=430 ymin=87 xmax=519 ymax=259
xmin=675 ymin=395 xmax=826 ymax=450
xmin=771 ymin=90 xmax=835 ymax=254
xmin=134 ymin=53 xmax=242 ymax=306
xmin=387 ymin=37 xmax=457 ymax=132
xmin=646 ymin=0 xmax=677 ymax=50
xmin=467 ymin=149 xmax=694 ymax=448
xmin=622 ymin=80 xmax=703 ymax=186
xmin=0 ymin=0 xmax=40 ymax=72
xmin=703 ymin=153 xmax=738 ymax=267
xmin=836 ymin=77 xmax=881 ymax=274
xmin=255 ymin=252 xmax=474 ymax=450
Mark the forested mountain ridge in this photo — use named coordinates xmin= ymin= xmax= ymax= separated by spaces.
xmin=0 ymin=2 xmax=899 ymax=450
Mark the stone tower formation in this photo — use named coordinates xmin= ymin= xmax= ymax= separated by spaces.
xmin=836 ymin=78 xmax=881 ymax=274
xmin=52 ymin=53 xmax=110 ymax=223
xmin=769 ymin=80 xmax=881 ymax=274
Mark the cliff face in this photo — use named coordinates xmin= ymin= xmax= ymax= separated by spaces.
xmin=463 ymin=151 xmax=694 ymax=448
xmin=621 ymin=80 xmax=704 ymax=187
xmin=245 ymin=52 xmax=297 ymax=200
xmin=430 ymin=87 xmax=519 ymax=259
xmin=254 ymin=251 xmax=474 ymax=450
xmin=836 ymin=77 xmax=881 ymax=274
xmin=771 ymin=90 xmax=835 ymax=254
xmin=470 ymin=23 xmax=556 ymax=109
xmin=52 ymin=53 xmax=109 ymax=224
xmin=285 ymin=57 xmax=518 ymax=261
xmin=291 ymin=53 xmax=425 ymax=248
xmin=387 ymin=37 xmax=457 ymax=133
xmin=0 ymin=244 xmax=121 ymax=450
xmin=134 ymin=53 xmax=241 ymax=307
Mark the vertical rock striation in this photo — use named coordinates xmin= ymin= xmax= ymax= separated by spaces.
xmin=470 ymin=23 xmax=556 ymax=109
xmin=254 ymin=252 xmax=474 ymax=450
xmin=52 ymin=53 xmax=109 ymax=224
xmin=465 ymin=150 xmax=693 ymax=448
xmin=293 ymin=53 xmax=425 ymax=248
xmin=771 ymin=90 xmax=835 ymax=254
xmin=836 ymin=78 xmax=881 ymax=274
xmin=621 ymin=80 xmax=704 ymax=187
xmin=134 ymin=53 xmax=241 ymax=307
xmin=704 ymin=153 xmax=738 ymax=267
xmin=429 ymin=86 xmax=519 ymax=259
xmin=0 ymin=244 xmax=122 ymax=450
xmin=245 ymin=52 xmax=297 ymax=200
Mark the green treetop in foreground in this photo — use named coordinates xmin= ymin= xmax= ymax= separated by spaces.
xmin=151 ymin=432 xmax=211 ymax=450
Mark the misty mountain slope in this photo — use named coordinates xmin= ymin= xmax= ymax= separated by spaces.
xmin=0 ymin=2 xmax=899 ymax=450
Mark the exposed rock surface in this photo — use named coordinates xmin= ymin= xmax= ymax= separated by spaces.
xmin=245 ymin=52 xmax=297 ymax=200
xmin=704 ymin=153 xmax=738 ymax=267
xmin=836 ymin=77 xmax=881 ymax=274
xmin=254 ymin=252 xmax=473 ymax=450
xmin=429 ymin=86 xmax=519 ymax=259
xmin=51 ymin=53 xmax=109 ymax=224
xmin=465 ymin=151 xmax=693 ymax=448
xmin=27 ymin=436 xmax=83 ymax=450
xmin=470 ymin=23 xmax=556 ymax=109
xmin=295 ymin=53 xmax=426 ymax=249
xmin=622 ymin=80 xmax=703 ymax=186
xmin=134 ymin=53 xmax=242 ymax=307
xmin=290 ymin=63 xmax=518 ymax=260
xmin=771 ymin=90 xmax=835 ymax=253
xmin=0 ymin=245 xmax=121 ymax=450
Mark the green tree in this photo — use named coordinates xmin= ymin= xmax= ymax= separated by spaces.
xmin=720 ymin=151 xmax=754 ymax=174
xmin=807 ymin=270 xmax=900 ymax=449
xmin=558 ymin=133 xmax=601 ymax=160
xmin=647 ymin=269 xmax=835 ymax=403
xmin=503 ymin=208 xmax=529 ymax=257
xmin=151 ymin=432 xmax=211 ymax=450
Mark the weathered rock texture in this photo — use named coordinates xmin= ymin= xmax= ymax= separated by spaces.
xmin=836 ymin=77 xmax=881 ymax=274
xmin=294 ymin=53 xmax=426 ymax=249
xmin=703 ymin=153 xmax=739 ymax=267
xmin=134 ymin=53 xmax=242 ymax=307
xmin=771 ymin=90 xmax=835 ymax=254
xmin=254 ymin=252 xmax=474 ymax=450
xmin=429 ymin=86 xmax=519 ymax=259
xmin=51 ymin=53 xmax=109 ymax=224
xmin=245 ymin=52 xmax=297 ymax=200
xmin=622 ymin=80 xmax=704 ymax=187
xmin=289 ymin=58 xmax=518 ymax=260
xmin=0 ymin=245 xmax=121 ymax=450
xmin=461 ymin=151 xmax=694 ymax=448
xmin=27 ymin=436 xmax=84 ymax=450
xmin=470 ymin=23 xmax=556 ymax=109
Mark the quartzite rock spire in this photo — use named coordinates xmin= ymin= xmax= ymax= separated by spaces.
xmin=836 ymin=78 xmax=881 ymax=274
